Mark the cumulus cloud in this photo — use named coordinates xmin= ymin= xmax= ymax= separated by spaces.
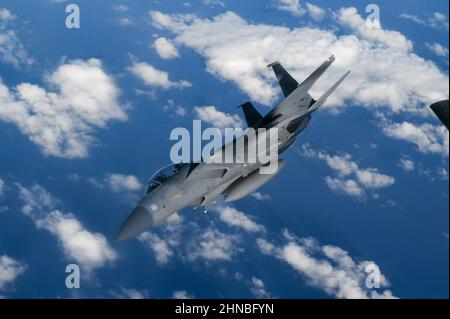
xmin=399 ymin=156 xmax=415 ymax=172
xmin=0 ymin=178 xmax=4 ymax=197
xmin=250 ymin=192 xmax=271 ymax=201
xmin=188 ymin=227 xmax=241 ymax=261
xmin=18 ymin=184 xmax=117 ymax=273
xmin=337 ymin=7 xmax=412 ymax=52
xmin=73 ymin=173 xmax=143 ymax=196
xmin=257 ymin=231 xmax=397 ymax=299
xmin=0 ymin=8 xmax=33 ymax=67
xmin=137 ymin=212 xmax=244 ymax=265
xmin=105 ymin=173 xmax=142 ymax=193
xmin=194 ymin=105 xmax=242 ymax=129
xmin=118 ymin=17 xmax=133 ymax=27
xmin=426 ymin=42 xmax=449 ymax=58
xmin=382 ymin=121 xmax=449 ymax=156
xmin=300 ymin=143 xmax=395 ymax=198
xmin=111 ymin=287 xmax=149 ymax=299
xmin=0 ymin=8 xmax=14 ymax=21
xmin=153 ymin=37 xmax=180 ymax=59
xmin=202 ymin=0 xmax=225 ymax=7
xmin=149 ymin=9 xmax=448 ymax=116
xmin=399 ymin=12 xmax=449 ymax=30
xmin=138 ymin=232 xmax=173 ymax=265
xmin=129 ymin=61 xmax=191 ymax=89
xmin=324 ymin=177 xmax=364 ymax=198
xmin=0 ymin=255 xmax=26 ymax=291
xmin=0 ymin=58 xmax=127 ymax=158
xmin=172 ymin=290 xmax=195 ymax=299
xmin=305 ymin=3 xmax=325 ymax=21
xmin=250 ymin=276 xmax=272 ymax=298
xmin=273 ymin=0 xmax=306 ymax=17
xmin=112 ymin=4 xmax=128 ymax=12
xmin=163 ymin=99 xmax=186 ymax=117
xmin=215 ymin=206 xmax=265 ymax=233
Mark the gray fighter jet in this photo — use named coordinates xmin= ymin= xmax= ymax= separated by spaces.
xmin=116 ymin=55 xmax=350 ymax=241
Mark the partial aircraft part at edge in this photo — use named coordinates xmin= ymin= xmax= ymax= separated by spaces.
xmin=430 ymin=99 xmax=449 ymax=130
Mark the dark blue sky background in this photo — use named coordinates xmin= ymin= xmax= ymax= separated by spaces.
xmin=0 ymin=0 xmax=448 ymax=298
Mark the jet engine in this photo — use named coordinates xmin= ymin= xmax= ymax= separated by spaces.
xmin=224 ymin=159 xmax=286 ymax=202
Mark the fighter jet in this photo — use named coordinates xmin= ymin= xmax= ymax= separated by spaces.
xmin=116 ymin=55 xmax=350 ymax=241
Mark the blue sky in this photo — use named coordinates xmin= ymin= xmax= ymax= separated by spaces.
xmin=0 ymin=0 xmax=448 ymax=299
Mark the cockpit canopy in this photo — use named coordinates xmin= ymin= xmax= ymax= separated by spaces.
xmin=144 ymin=163 xmax=187 ymax=195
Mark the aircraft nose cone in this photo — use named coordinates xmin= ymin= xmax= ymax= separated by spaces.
xmin=116 ymin=206 xmax=154 ymax=241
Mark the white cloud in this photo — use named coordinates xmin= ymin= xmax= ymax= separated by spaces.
xmin=250 ymin=192 xmax=271 ymax=201
xmin=118 ymin=17 xmax=133 ymax=27
xmin=0 ymin=8 xmax=33 ymax=67
xmin=305 ymin=3 xmax=325 ymax=21
xmin=202 ymin=0 xmax=225 ymax=7
xmin=325 ymin=177 xmax=364 ymax=197
xmin=138 ymin=232 xmax=173 ymax=265
xmin=137 ymin=213 xmax=244 ymax=265
xmin=426 ymin=42 xmax=449 ymax=58
xmin=382 ymin=121 xmax=449 ymax=156
xmin=0 ymin=178 xmax=4 ymax=197
xmin=0 ymin=58 xmax=127 ymax=158
xmin=112 ymin=5 xmax=128 ymax=12
xmin=129 ymin=61 xmax=191 ymax=89
xmin=0 ymin=255 xmax=26 ymax=291
xmin=399 ymin=156 xmax=415 ymax=172
xmin=337 ymin=7 xmax=412 ymax=52
xmin=153 ymin=37 xmax=180 ymax=59
xmin=105 ymin=173 xmax=142 ymax=193
xmin=112 ymin=287 xmax=149 ymax=299
xmin=194 ymin=105 xmax=242 ymax=129
xmin=18 ymin=184 xmax=117 ymax=273
xmin=215 ymin=206 xmax=265 ymax=233
xmin=399 ymin=12 xmax=449 ymax=30
xmin=172 ymin=290 xmax=195 ymax=299
xmin=250 ymin=276 xmax=271 ymax=298
xmin=300 ymin=144 xmax=395 ymax=198
xmin=437 ymin=167 xmax=448 ymax=180
xmin=273 ymin=0 xmax=306 ymax=17
xmin=257 ymin=231 xmax=397 ymax=299
xmin=149 ymin=9 xmax=448 ymax=118
xmin=0 ymin=8 xmax=15 ymax=21
xmin=163 ymin=99 xmax=186 ymax=117
xmin=188 ymin=227 xmax=240 ymax=261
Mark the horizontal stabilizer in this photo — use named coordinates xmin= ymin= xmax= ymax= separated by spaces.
xmin=296 ymin=55 xmax=336 ymax=98
xmin=306 ymin=70 xmax=351 ymax=113
xmin=277 ymin=55 xmax=336 ymax=109
xmin=239 ymin=101 xmax=263 ymax=128
xmin=278 ymin=70 xmax=350 ymax=126
xmin=267 ymin=61 xmax=299 ymax=97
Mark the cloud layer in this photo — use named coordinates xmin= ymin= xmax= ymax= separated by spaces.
xmin=0 ymin=58 xmax=127 ymax=158
xmin=257 ymin=230 xmax=397 ymax=299
xmin=149 ymin=8 xmax=448 ymax=115
xmin=300 ymin=143 xmax=395 ymax=198
xmin=18 ymin=184 xmax=117 ymax=273
xmin=0 ymin=255 xmax=26 ymax=291
xmin=0 ymin=8 xmax=33 ymax=67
